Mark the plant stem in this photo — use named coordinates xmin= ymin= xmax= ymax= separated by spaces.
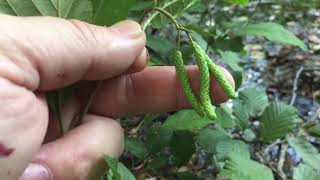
xmin=290 ymin=66 xmax=304 ymax=106
xmin=139 ymin=6 xmax=155 ymax=25
xmin=142 ymin=0 xmax=181 ymax=30
xmin=277 ymin=143 xmax=288 ymax=180
xmin=70 ymin=81 xmax=103 ymax=130
xmin=154 ymin=8 xmax=180 ymax=29
xmin=57 ymin=92 xmax=64 ymax=136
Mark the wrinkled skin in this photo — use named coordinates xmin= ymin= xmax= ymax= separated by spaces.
xmin=0 ymin=15 xmax=234 ymax=180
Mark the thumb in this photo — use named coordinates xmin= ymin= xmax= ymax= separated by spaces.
xmin=0 ymin=15 xmax=147 ymax=91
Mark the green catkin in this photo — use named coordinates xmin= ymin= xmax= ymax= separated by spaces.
xmin=204 ymin=55 xmax=236 ymax=99
xmin=191 ymin=41 xmax=216 ymax=120
xmin=174 ymin=51 xmax=206 ymax=116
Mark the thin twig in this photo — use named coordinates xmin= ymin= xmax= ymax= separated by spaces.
xmin=139 ymin=7 xmax=155 ymax=25
xmin=57 ymin=92 xmax=64 ymax=136
xmin=290 ymin=66 xmax=305 ymax=106
xmin=70 ymin=81 xmax=103 ymax=130
xmin=311 ymin=107 xmax=320 ymax=122
xmin=256 ymin=152 xmax=282 ymax=178
xmin=277 ymin=143 xmax=288 ymax=180
xmin=142 ymin=0 xmax=180 ymax=30
xmin=263 ymin=139 xmax=286 ymax=156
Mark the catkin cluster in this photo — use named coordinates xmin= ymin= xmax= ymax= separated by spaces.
xmin=174 ymin=41 xmax=236 ymax=120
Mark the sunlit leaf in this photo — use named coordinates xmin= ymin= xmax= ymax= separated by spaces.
xmin=238 ymin=87 xmax=269 ymax=116
xmin=164 ymin=110 xmax=211 ymax=131
xmin=236 ymin=22 xmax=307 ymax=50
xmin=216 ymin=140 xmax=250 ymax=160
xmin=260 ymin=102 xmax=300 ymax=142
xmin=215 ymin=106 xmax=236 ymax=128
xmin=232 ymin=99 xmax=250 ymax=130
xmin=293 ymin=164 xmax=320 ymax=180
xmin=219 ymin=154 xmax=274 ymax=180
xmin=288 ymin=137 xmax=320 ymax=170
xmin=196 ymin=128 xmax=230 ymax=153
xmin=0 ymin=0 xmax=92 ymax=21
xmin=104 ymin=156 xmax=135 ymax=180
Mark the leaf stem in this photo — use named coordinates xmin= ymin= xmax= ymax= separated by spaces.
xmin=70 ymin=81 xmax=103 ymax=130
xmin=142 ymin=0 xmax=180 ymax=30
xmin=57 ymin=92 xmax=64 ymax=136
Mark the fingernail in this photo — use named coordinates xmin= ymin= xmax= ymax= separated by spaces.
xmin=110 ymin=20 xmax=143 ymax=38
xmin=20 ymin=163 xmax=51 ymax=180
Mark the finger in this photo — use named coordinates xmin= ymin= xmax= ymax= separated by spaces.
xmin=20 ymin=115 xmax=124 ymax=180
xmin=84 ymin=65 xmax=235 ymax=117
xmin=0 ymin=15 xmax=146 ymax=91
xmin=125 ymin=47 xmax=149 ymax=74
xmin=0 ymin=78 xmax=48 ymax=179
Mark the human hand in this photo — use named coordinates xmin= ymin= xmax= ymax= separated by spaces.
xmin=0 ymin=15 xmax=234 ymax=180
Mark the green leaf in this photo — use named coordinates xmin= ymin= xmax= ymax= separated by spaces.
xmin=293 ymin=164 xmax=320 ymax=180
xmin=223 ymin=0 xmax=249 ymax=6
xmin=105 ymin=156 xmax=120 ymax=180
xmin=215 ymin=140 xmax=250 ymax=160
xmin=260 ymin=102 xmax=300 ymax=142
xmin=196 ymin=128 xmax=230 ymax=153
xmin=140 ymin=113 xmax=162 ymax=130
xmin=67 ymin=0 xmax=93 ymax=22
xmin=146 ymin=125 xmax=173 ymax=154
xmin=219 ymin=154 xmax=274 ymax=180
xmin=1 ymin=0 xmax=41 ymax=16
xmin=151 ymin=0 xmax=199 ymax=28
xmin=236 ymin=22 xmax=307 ymax=50
xmin=130 ymin=1 xmax=153 ymax=11
xmin=0 ymin=0 xmax=93 ymax=21
xmin=116 ymin=163 xmax=136 ymax=180
xmin=232 ymin=99 xmax=250 ymax=130
xmin=170 ymin=131 xmax=195 ymax=166
xmin=221 ymin=51 xmax=244 ymax=90
xmin=288 ymin=137 xmax=320 ymax=170
xmin=147 ymin=156 xmax=168 ymax=170
xmin=305 ymin=124 xmax=320 ymax=137
xmin=190 ymin=31 xmax=208 ymax=50
xmin=242 ymin=129 xmax=256 ymax=142
xmin=125 ymin=137 xmax=148 ymax=160
xmin=58 ymin=0 xmax=77 ymax=18
xmin=92 ymin=0 xmax=136 ymax=26
xmin=163 ymin=110 xmax=211 ymax=131
xmin=215 ymin=106 xmax=235 ymax=128
xmin=32 ymin=0 xmax=58 ymax=16
xmin=104 ymin=156 xmax=135 ymax=180
xmin=214 ymin=37 xmax=244 ymax=52
xmin=238 ymin=87 xmax=269 ymax=116
xmin=147 ymin=35 xmax=175 ymax=58
xmin=177 ymin=172 xmax=204 ymax=180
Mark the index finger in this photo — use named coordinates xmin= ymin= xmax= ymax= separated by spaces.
xmin=84 ymin=65 xmax=235 ymax=117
